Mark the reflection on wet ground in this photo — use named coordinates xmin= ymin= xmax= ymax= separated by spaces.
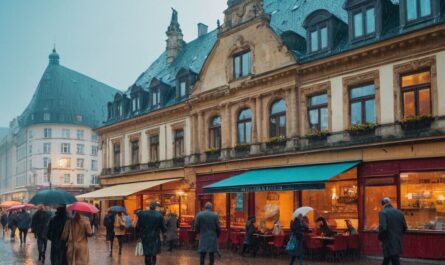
xmin=0 ymin=233 xmax=436 ymax=265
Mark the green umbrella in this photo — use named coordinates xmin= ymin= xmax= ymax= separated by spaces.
xmin=29 ymin=189 xmax=77 ymax=206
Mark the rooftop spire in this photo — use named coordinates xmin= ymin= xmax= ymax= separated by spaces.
xmin=49 ymin=45 xmax=60 ymax=65
xmin=166 ymin=8 xmax=184 ymax=64
xmin=167 ymin=8 xmax=182 ymax=33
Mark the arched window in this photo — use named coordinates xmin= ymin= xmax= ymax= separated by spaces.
xmin=237 ymin=108 xmax=252 ymax=144
xmin=208 ymin=116 xmax=222 ymax=149
xmin=269 ymin=99 xmax=286 ymax=138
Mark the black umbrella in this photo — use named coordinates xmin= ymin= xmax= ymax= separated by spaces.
xmin=29 ymin=189 xmax=77 ymax=206
xmin=108 ymin=206 xmax=126 ymax=213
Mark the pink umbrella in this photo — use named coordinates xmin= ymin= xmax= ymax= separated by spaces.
xmin=67 ymin=202 xmax=99 ymax=214
xmin=7 ymin=204 xmax=35 ymax=211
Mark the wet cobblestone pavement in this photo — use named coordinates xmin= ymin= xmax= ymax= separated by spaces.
xmin=0 ymin=233 xmax=436 ymax=265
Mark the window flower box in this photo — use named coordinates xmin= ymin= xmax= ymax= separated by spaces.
xmin=205 ymin=148 xmax=220 ymax=161
xmin=306 ymin=129 xmax=330 ymax=140
xmin=346 ymin=123 xmax=377 ymax=136
xmin=266 ymin=136 xmax=287 ymax=149
xmin=399 ymin=115 xmax=434 ymax=130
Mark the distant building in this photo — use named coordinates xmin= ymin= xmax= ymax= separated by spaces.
xmin=0 ymin=48 xmax=120 ymax=202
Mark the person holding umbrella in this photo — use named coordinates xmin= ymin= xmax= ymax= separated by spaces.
xmin=8 ymin=211 xmax=18 ymax=242
xmin=62 ymin=211 xmax=93 ymax=265
xmin=1 ymin=210 xmax=7 ymax=238
xmin=31 ymin=205 xmax=52 ymax=263
xmin=47 ymin=206 xmax=69 ymax=265
xmin=17 ymin=208 xmax=31 ymax=245
xmin=288 ymin=214 xmax=309 ymax=265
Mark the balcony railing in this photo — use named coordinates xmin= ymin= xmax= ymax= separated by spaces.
xmin=100 ymin=119 xmax=445 ymax=178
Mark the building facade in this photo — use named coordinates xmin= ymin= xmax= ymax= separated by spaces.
xmin=0 ymin=49 xmax=119 ymax=202
xmin=87 ymin=0 xmax=445 ymax=260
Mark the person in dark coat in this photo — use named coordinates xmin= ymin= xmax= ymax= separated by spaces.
xmin=241 ymin=216 xmax=258 ymax=257
xmin=289 ymin=214 xmax=308 ymax=265
xmin=315 ymin=216 xmax=335 ymax=237
xmin=17 ymin=209 xmax=31 ymax=245
xmin=8 ymin=211 xmax=18 ymax=241
xmin=31 ymin=205 xmax=52 ymax=263
xmin=1 ymin=210 xmax=8 ymax=238
xmin=195 ymin=202 xmax=220 ymax=265
xmin=103 ymin=211 xmax=115 ymax=256
xmin=47 ymin=206 xmax=68 ymax=265
xmin=165 ymin=212 xmax=179 ymax=251
xmin=136 ymin=201 xmax=167 ymax=265
xmin=378 ymin=197 xmax=407 ymax=265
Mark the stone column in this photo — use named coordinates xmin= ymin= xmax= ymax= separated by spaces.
xmin=255 ymin=95 xmax=263 ymax=143
xmin=222 ymin=104 xmax=231 ymax=149
xmin=251 ymin=98 xmax=258 ymax=144
xmin=197 ymin=112 xmax=204 ymax=153
xmin=285 ymin=88 xmax=292 ymax=138
xmin=290 ymin=87 xmax=298 ymax=138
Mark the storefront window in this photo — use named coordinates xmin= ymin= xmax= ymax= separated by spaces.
xmin=213 ymin=193 xmax=227 ymax=228
xmin=302 ymin=168 xmax=358 ymax=230
xmin=401 ymin=171 xmax=445 ymax=231
xmin=255 ymin=191 xmax=294 ymax=231
xmin=364 ymin=181 xmax=397 ymax=230
xmin=230 ymin=193 xmax=248 ymax=228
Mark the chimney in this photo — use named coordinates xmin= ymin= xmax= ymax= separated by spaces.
xmin=198 ymin=23 xmax=208 ymax=37
xmin=166 ymin=8 xmax=184 ymax=64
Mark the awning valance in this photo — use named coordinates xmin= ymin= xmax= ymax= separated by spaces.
xmin=77 ymin=178 xmax=182 ymax=200
xmin=203 ymin=161 xmax=360 ymax=193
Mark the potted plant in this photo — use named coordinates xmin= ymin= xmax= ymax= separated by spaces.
xmin=346 ymin=123 xmax=377 ymax=136
xmin=399 ymin=115 xmax=434 ymax=130
xmin=205 ymin=148 xmax=220 ymax=160
xmin=306 ymin=129 xmax=330 ymax=140
xmin=266 ymin=135 xmax=287 ymax=148
xmin=235 ymin=143 xmax=250 ymax=152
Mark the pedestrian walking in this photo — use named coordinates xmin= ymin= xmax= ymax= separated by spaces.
xmin=17 ymin=209 xmax=31 ymax=245
xmin=241 ymin=216 xmax=258 ymax=257
xmin=113 ymin=212 xmax=126 ymax=255
xmin=47 ymin=206 xmax=69 ymax=265
xmin=195 ymin=202 xmax=220 ymax=265
xmin=92 ymin=213 xmax=99 ymax=235
xmin=165 ymin=212 xmax=179 ymax=251
xmin=1 ymin=210 xmax=7 ymax=238
xmin=8 ymin=211 xmax=18 ymax=242
xmin=103 ymin=211 xmax=115 ymax=256
xmin=62 ymin=212 xmax=93 ymax=265
xmin=136 ymin=201 xmax=167 ymax=265
xmin=31 ymin=205 xmax=51 ymax=263
xmin=288 ymin=214 xmax=308 ymax=265
xmin=378 ymin=197 xmax=407 ymax=265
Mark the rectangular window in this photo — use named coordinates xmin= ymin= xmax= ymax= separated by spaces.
xmin=310 ymin=30 xmax=318 ymax=52
xmin=76 ymin=130 xmax=84 ymax=140
xmin=366 ymin=8 xmax=375 ymax=34
xmin=233 ymin=50 xmax=251 ymax=79
xmin=113 ymin=143 xmax=121 ymax=167
xmin=131 ymin=140 xmax=139 ymax=165
xmin=117 ymin=103 xmax=123 ymax=116
xmin=354 ymin=12 xmax=364 ymax=37
xmin=91 ymin=175 xmax=99 ymax=185
xmin=64 ymin=174 xmax=70 ymax=184
xmin=132 ymin=97 xmax=139 ymax=112
xmin=76 ymin=174 xmax=84 ymax=185
xmin=364 ymin=183 xmax=398 ymax=230
xmin=349 ymin=84 xmax=376 ymax=125
xmin=43 ymin=143 xmax=51 ymax=154
xmin=320 ymin=27 xmax=328 ymax=49
xmin=91 ymin=160 xmax=98 ymax=171
xmin=180 ymin=81 xmax=187 ymax=97
xmin=401 ymin=71 xmax=431 ymax=118
xmin=174 ymin=130 xmax=184 ymax=158
xmin=407 ymin=0 xmax=418 ymax=20
xmin=76 ymin=158 xmax=84 ymax=168
xmin=420 ymin=0 xmax=431 ymax=17
xmin=61 ymin=143 xmax=70 ymax=154
xmin=43 ymin=157 xmax=50 ymax=168
xmin=43 ymin=112 xmax=50 ymax=121
xmin=76 ymin=144 xmax=85 ymax=155
xmin=308 ymin=93 xmax=329 ymax=131
xmin=150 ymin=135 xmax=159 ymax=162
xmin=58 ymin=158 xmax=71 ymax=169
xmin=152 ymin=88 xmax=160 ymax=106
xmin=62 ymin=129 xmax=70 ymax=138
xmin=44 ymin=128 xmax=52 ymax=138
xmin=401 ymin=171 xmax=445 ymax=231
xmin=407 ymin=0 xmax=431 ymax=21
xmin=91 ymin=145 xmax=98 ymax=156
xmin=91 ymin=133 xmax=98 ymax=142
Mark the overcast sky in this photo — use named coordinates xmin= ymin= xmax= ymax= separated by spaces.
xmin=0 ymin=0 xmax=227 ymax=127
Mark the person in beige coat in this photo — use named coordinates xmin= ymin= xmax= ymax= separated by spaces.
xmin=62 ymin=212 xmax=93 ymax=265
xmin=113 ymin=212 xmax=126 ymax=255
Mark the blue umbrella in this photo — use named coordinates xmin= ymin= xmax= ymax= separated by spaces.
xmin=108 ymin=206 xmax=126 ymax=213
xmin=29 ymin=189 xmax=77 ymax=206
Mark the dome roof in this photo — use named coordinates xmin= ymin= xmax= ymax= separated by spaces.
xmin=19 ymin=49 xmax=120 ymax=129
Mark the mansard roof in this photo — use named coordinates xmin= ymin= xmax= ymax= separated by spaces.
xmin=19 ymin=50 xmax=120 ymax=129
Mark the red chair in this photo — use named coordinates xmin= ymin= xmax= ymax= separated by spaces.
xmin=267 ymin=234 xmax=286 ymax=257
xmin=347 ymin=234 xmax=360 ymax=259
xmin=304 ymin=234 xmax=323 ymax=259
xmin=218 ymin=230 xmax=229 ymax=249
xmin=179 ymin=228 xmax=188 ymax=247
xmin=230 ymin=231 xmax=241 ymax=252
xmin=326 ymin=235 xmax=348 ymax=262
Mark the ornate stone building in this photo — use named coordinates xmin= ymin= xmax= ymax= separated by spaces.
xmin=89 ymin=0 xmax=445 ymax=260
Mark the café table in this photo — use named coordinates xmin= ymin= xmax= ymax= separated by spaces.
xmin=253 ymin=233 xmax=275 ymax=255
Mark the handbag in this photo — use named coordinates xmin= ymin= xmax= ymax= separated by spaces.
xmin=286 ymin=233 xmax=297 ymax=251
xmin=135 ymin=241 xmax=144 ymax=256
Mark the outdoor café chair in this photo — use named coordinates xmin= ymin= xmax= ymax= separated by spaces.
xmin=267 ymin=234 xmax=286 ymax=257
xmin=326 ymin=235 xmax=348 ymax=262
xmin=304 ymin=234 xmax=323 ymax=260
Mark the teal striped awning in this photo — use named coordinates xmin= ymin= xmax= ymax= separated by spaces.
xmin=203 ymin=161 xmax=361 ymax=193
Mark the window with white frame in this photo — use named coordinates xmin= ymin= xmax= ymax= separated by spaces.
xmin=43 ymin=157 xmax=50 ymax=169
xmin=43 ymin=143 xmax=51 ymax=154
xmin=91 ymin=160 xmax=98 ymax=171
xmin=76 ymin=144 xmax=85 ymax=155
xmin=91 ymin=175 xmax=99 ymax=185
xmin=61 ymin=143 xmax=71 ymax=154
xmin=91 ymin=133 xmax=98 ymax=142
xmin=62 ymin=129 xmax=70 ymax=138
xmin=76 ymin=130 xmax=84 ymax=140
xmin=76 ymin=174 xmax=84 ymax=185
xmin=76 ymin=158 xmax=84 ymax=169
xmin=44 ymin=128 xmax=52 ymax=138
xmin=91 ymin=145 xmax=98 ymax=156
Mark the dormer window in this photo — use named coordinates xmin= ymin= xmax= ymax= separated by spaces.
xmin=406 ymin=0 xmax=431 ymax=21
xmin=233 ymin=50 xmax=251 ymax=79
xmin=179 ymin=81 xmax=187 ymax=98
xmin=116 ymin=102 xmax=123 ymax=116
xmin=353 ymin=7 xmax=375 ymax=38
xmin=152 ymin=87 xmax=160 ymax=107
xmin=310 ymin=26 xmax=328 ymax=52
xmin=176 ymin=68 xmax=196 ymax=100
xmin=131 ymin=97 xmax=139 ymax=112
